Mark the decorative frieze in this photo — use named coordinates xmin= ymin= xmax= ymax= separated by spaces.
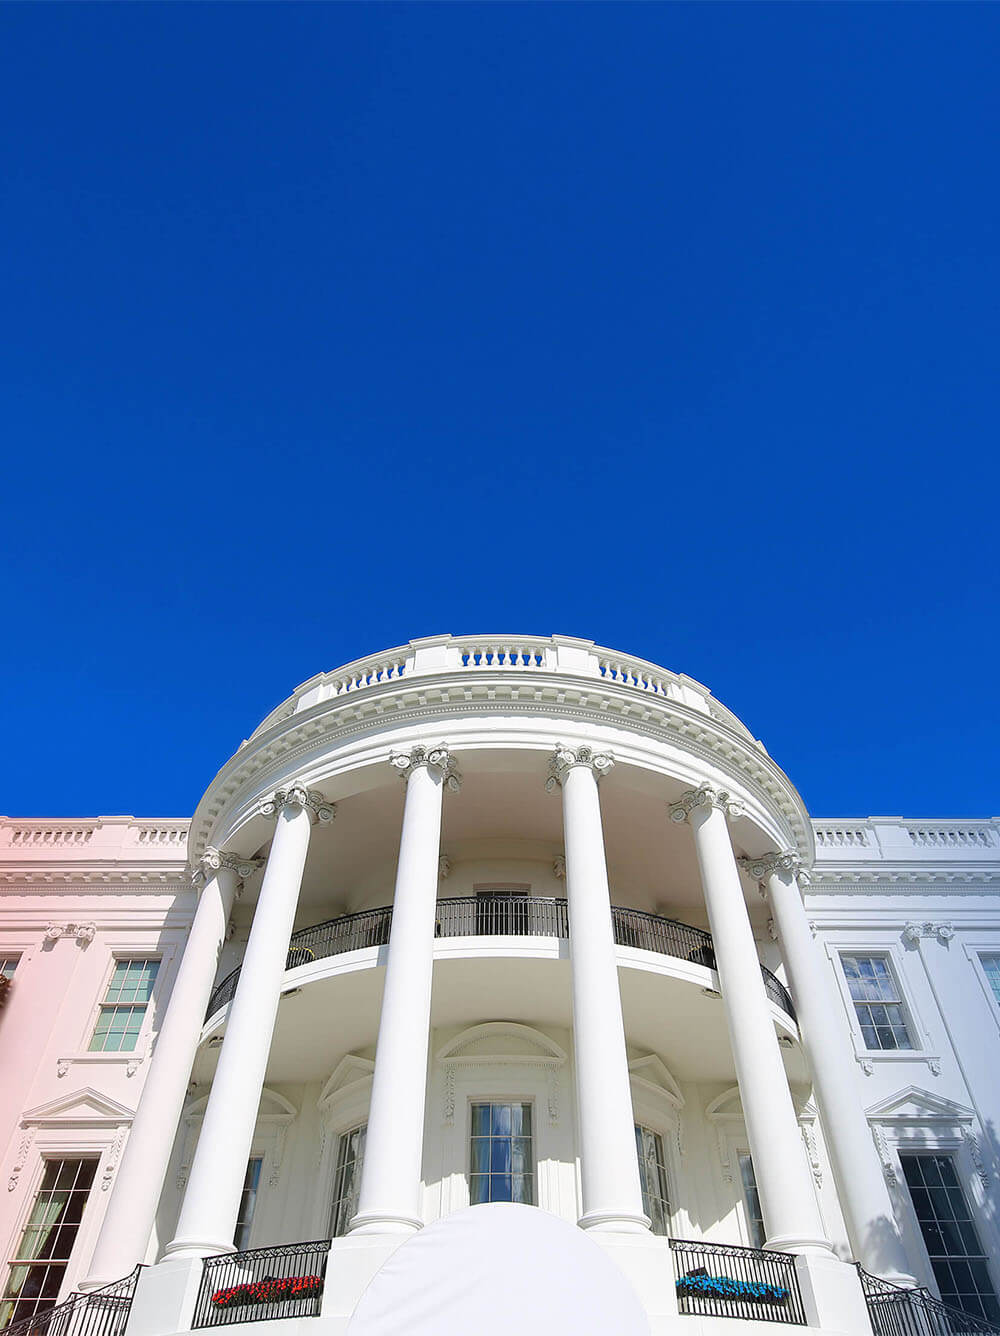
xmin=902 ymin=922 xmax=955 ymax=946
xmin=545 ymin=744 xmax=614 ymax=792
xmin=669 ymin=784 xmax=744 ymax=823
xmin=260 ymin=785 xmax=335 ymax=825
xmin=389 ymin=745 xmax=461 ymax=791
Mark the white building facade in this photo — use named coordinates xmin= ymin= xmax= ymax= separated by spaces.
xmin=1 ymin=635 xmax=998 ymax=1336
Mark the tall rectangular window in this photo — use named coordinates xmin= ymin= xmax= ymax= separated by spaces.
xmin=840 ymin=954 xmax=914 ymax=1050
xmin=329 ymin=1125 xmax=366 ymax=1238
xmin=469 ymin=1102 xmax=533 ymax=1205
xmin=634 ymin=1125 xmax=670 ymax=1235
xmin=233 ymin=1158 xmax=262 ymax=1252
xmin=979 ymin=954 xmax=1000 ymax=1007
xmin=899 ymin=1154 xmax=999 ymax=1323
xmin=0 ymin=1158 xmax=98 ymax=1325
xmin=738 ymin=1153 xmax=766 ymax=1249
xmin=89 ymin=959 xmax=159 ymax=1053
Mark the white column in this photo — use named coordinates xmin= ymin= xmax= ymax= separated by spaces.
xmin=741 ymin=852 xmax=915 ymax=1281
xmin=549 ymin=744 xmax=649 ymax=1233
xmin=84 ymin=850 xmax=260 ymax=1285
xmin=350 ymin=745 xmax=460 ymax=1234
xmin=166 ymin=784 xmax=333 ymax=1258
xmin=670 ymin=785 xmax=832 ymax=1255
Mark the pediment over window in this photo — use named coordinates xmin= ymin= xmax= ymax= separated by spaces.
xmin=437 ymin=1023 xmax=567 ymax=1067
xmin=319 ymin=1056 xmax=375 ymax=1110
xmin=866 ymin=1086 xmax=975 ymax=1125
xmin=628 ymin=1054 xmax=683 ymax=1110
xmin=21 ymin=1088 xmax=134 ymax=1127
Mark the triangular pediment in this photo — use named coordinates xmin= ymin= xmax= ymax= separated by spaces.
xmin=22 ymin=1088 xmax=134 ymax=1126
xmin=628 ymin=1055 xmax=683 ymax=1109
xmin=319 ymin=1056 xmax=375 ymax=1109
xmin=867 ymin=1086 xmax=975 ymax=1123
xmin=437 ymin=1023 xmax=566 ymax=1065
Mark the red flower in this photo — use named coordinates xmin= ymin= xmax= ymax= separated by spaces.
xmin=210 ymin=1274 xmax=324 ymax=1308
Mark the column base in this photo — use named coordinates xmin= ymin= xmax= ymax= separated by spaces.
xmin=765 ymin=1232 xmax=836 ymax=1256
xmin=163 ymin=1236 xmax=237 ymax=1260
xmin=578 ymin=1209 xmax=651 ymax=1234
xmin=348 ymin=1210 xmax=423 ymax=1235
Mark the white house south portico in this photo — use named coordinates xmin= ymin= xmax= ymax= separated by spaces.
xmin=2 ymin=635 xmax=999 ymax=1336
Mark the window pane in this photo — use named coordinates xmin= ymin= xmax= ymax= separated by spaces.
xmin=329 ymin=1124 xmax=366 ymax=1237
xmin=634 ymin=1125 xmax=671 ymax=1237
xmin=469 ymin=1103 xmax=533 ymax=1205
xmin=842 ymin=955 xmax=913 ymax=1050
xmin=900 ymin=1153 xmax=999 ymax=1322
xmin=980 ymin=955 xmax=1000 ymax=1006
xmin=738 ymin=1153 xmax=766 ymax=1249
xmin=233 ymin=1158 xmax=262 ymax=1251
xmin=1 ymin=1159 xmax=97 ymax=1325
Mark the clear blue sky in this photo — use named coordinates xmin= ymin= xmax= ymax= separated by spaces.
xmin=2 ymin=4 xmax=997 ymax=820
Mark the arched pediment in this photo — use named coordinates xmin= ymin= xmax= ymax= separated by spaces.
xmin=628 ymin=1054 xmax=683 ymax=1110
xmin=436 ymin=1022 xmax=567 ymax=1066
xmin=178 ymin=1086 xmax=296 ymax=1191
xmin=319 ymin=1056 xmax=376 ymax=1111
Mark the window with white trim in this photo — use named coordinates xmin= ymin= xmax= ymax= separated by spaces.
xmin=89 ymin=958 xmax=159 ymax=1053
xmin=469 ymin=1102 xmax=534 ymax=1204
xmin=0 ymin=1157 xmax=98 ymax=1325
xmin=899 ymin=1154 xmax=999 ymax=1323
xmin=0 ymin=956 xmax=19 ymax=981
xmin=233 ymin=1157 xmax=263 ymax=1251
xmin=978 ymin=954 xmax=1000 ymax=1007
xmin=738 ymin=1153 xmax=766 ymax=1249
xmin=329 ymin=1125 xmax=366 ymax=1237
xmin=840 ymin=954 xmax=914 ymax=1050
xmin=634 ymin=1125 xmax=670 ymax=1235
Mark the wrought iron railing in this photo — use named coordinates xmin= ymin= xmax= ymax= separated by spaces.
xmin=192 ymin=1241 xmax=331 ymax=1328
xmin=669 ymin=1239 xmax=806 ymax=1324
xmin=858 ymin=1266 xmax=1000 ymax=1336
xmin=0 ymin=1267 xmax=141 ymax=1336
xmin=206 ymin=896 xmax=795 ymax=1022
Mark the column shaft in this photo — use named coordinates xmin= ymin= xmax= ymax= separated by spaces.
xmin=351 ymin=752 xmax=452 ymax=1233
xmin=85 ymin=861 xmax=243 ymax=1284
xmin=763 ymin=861 xmax=914 ymax=1280
xmin=557 ymin=750 xmax=648 ymax=1232
xmin=166 ymin=800 xmax=315 ymax=1257
xmin=685 ymin=799 xmax=831 ymax=1254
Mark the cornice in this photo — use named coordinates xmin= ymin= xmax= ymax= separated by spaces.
xmin=0 ymin=870 xmax=192 ymax=890
xmin=189 ymin=674 xmax=812 ymax=861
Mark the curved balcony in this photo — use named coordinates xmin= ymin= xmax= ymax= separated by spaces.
xmin=206 ymin=896 xmax=795 ymax=1023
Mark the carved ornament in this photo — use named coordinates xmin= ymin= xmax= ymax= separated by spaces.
xmin=669 ymin=784 xmax=744 ymax=823
xmin=546 ymin=744 xmax=614 ymax=791
xmin=260 ymin=785 xmax=335 ymax=824
xmin=389 ymin=745 xmax=461 ymax=791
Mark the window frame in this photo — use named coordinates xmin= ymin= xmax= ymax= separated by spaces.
xmin=838 ymin=951 xmax=918 ymax=1052
xmin=897 ymin=1150 xmax=1000 ymax=1321
xmin=233 ymin=1157 xmax=264 ymax=1253
xmin=826 ymin=941 xmax=931 ymax=1064
xmin=327 ymin=1123 xmax=367 ymax=1239
xmin=963 ymin=942 xmax=1000 ymax=1031
xmin=468 ymin=1099 xmax=536 ymax=1207
xmin=87 ymin=956 xmax=162 ymax=1055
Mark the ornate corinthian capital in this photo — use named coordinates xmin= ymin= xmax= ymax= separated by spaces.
xmin=545 ymin=743 xmax=614 ymax=792
xmin=737 ymin=851 xmax=805 ymax=883
xmin=260 ymin=785 xmax=336 ymax=824
xmin=192 ymin=848 xmax=264 ymax=887
xmin=389 ymin=744 xmax=461 ymax=792
xmin=668 ymin=784 xmax=744 ymax=823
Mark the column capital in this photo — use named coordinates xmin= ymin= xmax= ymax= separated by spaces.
xmin=260 ymin=784 xmax=336 ymax=824
xmin=669 ymin=783 xmax=744 ymax=823
xmin=738 ymin=851 xmax=807 ymax=884
xmin=191 ymin=848 xmax=264 ymax=888
xmin=389 ymin=744 xmax=461 ymax=791
xmin=546 ymin=743 xmax=614 ymax=792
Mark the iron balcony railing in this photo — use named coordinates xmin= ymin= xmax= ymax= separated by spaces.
xmin=0 ymin=1267 xmax=141 ymax=1336
xmin=206 ymin=896 xmax=795 ymax=1022
xmin=858 ymin=1266 xmax=1000 ymax=1336
xmin=191 ymin=1240 xmax=331 ymax=1328
xmin=669 ymin=1238 xmax=806 ymax=1325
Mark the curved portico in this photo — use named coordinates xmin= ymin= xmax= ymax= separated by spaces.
xmin=83 ymin=634 xmax=912 ymax=1332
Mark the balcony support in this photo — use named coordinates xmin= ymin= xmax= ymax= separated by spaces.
xmin=350 ymin=746 xmax=460 ymax=1234
xmin=83 ymin=850 xmax=258 ymax=1286
xmin=671 ymin=786 xmax=832 ymax=1256
xmin=166 ymin=785 xmax=332 ymax=1258
xmin=743 ymin=852 xmax=915 ymax=1283
xmin=549 ymin=744 xmax=650 ymax=1233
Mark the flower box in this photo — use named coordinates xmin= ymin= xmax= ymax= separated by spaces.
xmin=677 ymin=1272 xmax=789 ymax=1305
xmin=210 ymin=1274 xmax=324 ymax=1310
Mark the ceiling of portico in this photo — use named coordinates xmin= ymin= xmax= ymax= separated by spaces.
xmin=234 ymin=748 xmax=772 ymax=935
